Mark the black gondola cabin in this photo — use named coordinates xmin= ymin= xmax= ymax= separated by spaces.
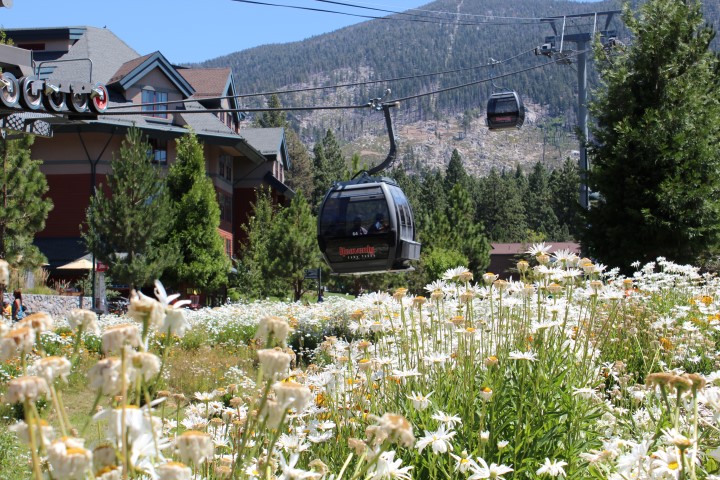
xmin=317 ymin=176 xmax=420 ymax=275
xmin=486 ymin=91 xmax=525 ymax=131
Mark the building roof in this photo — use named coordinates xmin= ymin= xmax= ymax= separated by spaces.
xmin=240 ymin=127 xmax=290 ymax=169
xmin=240 ymin=128 xmax=285 ymax=155
xmin=178 ymin=68 xmax=232 ymax=99
xmin=22 ymin=26 xmax=140 ymax=85
xmin=490 ymin=242 xmax=581 ymax=255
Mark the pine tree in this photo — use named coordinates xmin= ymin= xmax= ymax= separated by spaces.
xmin=165 ymin=130 xmax=230 ymax=292
xmin=84 ymin=127 xmax=178 ymax=289
xmin=525 ymin=162 xmax=561 ymax=240
xmin=444 ymin=148 xmax=468 ymax=191
xmin=476 ymin=169 xmax=527 ymax=242
xmin=267 ymin=192 xmax=319 ymax=301
xmin=424 ymin=183 xmax=490 ymax=276
xmin=584 ymin=0 xmax=720 ymax=269
xmin=311 ymin=129 xmax=346 ymax=212
xmin=236 ymin=187 xmax=279 ymax=298
xmin=0 ymin=135 xmax=53 ymax=295
xmin=285 ymin=130 xmax=313 ymax=196
xmin=549 ymin=159 xmax=581 ymax=240
xmin=257 ymin=94 xmax=286 ymax=129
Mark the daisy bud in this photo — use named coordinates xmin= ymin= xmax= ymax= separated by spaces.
xmin=93 ymin=444 xmax=118 ymax=473
xmin=88 ymin=357 xmax=126 ymax=396
xmin=516 ymin=260 xmax=529 ymax=273
xmin=67 ymin=309 xmax=99 ymax=335
xmin=5 ymin=375 xmax=49 ymax=403
xmin=131 ymin=351 xmax=161 ymax=381
xmin=17 ymin=312 xmax=54 ymax=333
xmin=273 ymin=381 xmax=312 ymax=412
xmin=255 ymin=316 xmax=290 ymax=345
xmin=9 ymin=418 xmax=55 ymax=446
xmin=257 ymin=348 xmax=292 ymax=378
xmin=47 ymin=437 xmax=93 ymax=480
xmin=101 ymin=324 xmax=141 ymax=354
xmin=482 ymin=272 xmax=498 ymax=285
xmin=0 ymin=326 xmax=35 ymax=361
xmin=157 ymin=461 xmax=193 ymax=480
xmin=32 ymin=356 xmax=71 ymax=384
xmin=375 ymin=413 xmax=415 ymax=447
xmin=479 ymin=386 xmax=493 ymax=401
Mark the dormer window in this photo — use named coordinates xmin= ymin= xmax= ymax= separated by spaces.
xmin=141 ymin=88 xmax=168 ymax=118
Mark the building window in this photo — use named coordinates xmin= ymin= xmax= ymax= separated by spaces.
xmin=219 ymin=155 xmax=232 ymax=182
xmin=218 ymin=191 xmax=232 ymax=223
xmin=141 ymin=89 xmax=168 ymax=118
xmin=225 ymin=238 xmax=232 ymax=257
xmin=148 ymin=138 xmax=168 ymax=164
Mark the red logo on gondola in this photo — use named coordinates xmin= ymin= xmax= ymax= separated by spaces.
xmin=339 ymin=246 xmax=376 ymax=258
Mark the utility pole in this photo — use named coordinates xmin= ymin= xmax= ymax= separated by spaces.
xmin=537 ymin=11 xmax=620 ymax=210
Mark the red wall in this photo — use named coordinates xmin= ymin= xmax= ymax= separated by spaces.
xmin=40 ymin=173 xmax=107 ymax=238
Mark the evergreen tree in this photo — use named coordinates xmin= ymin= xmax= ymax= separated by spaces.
xmin=84 ymin=127 xmax=177 ymax=289
xmin=257 ymin=94 xmax=286 ymax=129
xmin=584 ymin=0 xmax=720 ymax=269
xmin=285 ymin=130 xmax=313 ymax=197
xmin=525 ymin=162 xmax=561 ymax=240
xmin=0 ymin=136 xmax=53 ymax=293
xmin=165 ymin=130 xmax=230 ymax=292
xmin=311 ymin=129 xmax=346 ymax=212
xmin=236 ymin=188 xmax=278 ymax=299
xmin=444 ymin=148 xmax=468 ymax=191
xmin=267 ymin=192 xmax=320 ymax=301
xmin=424 ymin=183 xmax=490 ymax=276
xmin=476 ymin=169 xmax=527 ymax=242
xmin=549 ymin=158 xmax=581 ymax=240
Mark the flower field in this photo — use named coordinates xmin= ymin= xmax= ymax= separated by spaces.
xmin=2 ymin=246 xmax=720 ymax=479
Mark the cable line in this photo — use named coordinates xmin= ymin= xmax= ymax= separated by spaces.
xmin=313 ymin=0 xmax=546 ymax=21
xmin=232 ymin=0 xmax=540 ymax=26
xmin=106 ymin=47 xmax=536 ymax=111
xmin=94 ymin=50 xmax=588 ymax=116
xmin=393 ymin=48 xmax=590 ymax=103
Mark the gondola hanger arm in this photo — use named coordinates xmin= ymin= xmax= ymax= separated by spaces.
xmin=366 ymin=92 xmax=399 ymax=177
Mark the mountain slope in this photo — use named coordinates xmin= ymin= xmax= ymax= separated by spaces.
xmin=199 ymin=0 xmax=716 ymax=175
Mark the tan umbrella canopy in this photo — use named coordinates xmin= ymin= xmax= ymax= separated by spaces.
xmin=57 ymin=254 xmax=94 ymax=270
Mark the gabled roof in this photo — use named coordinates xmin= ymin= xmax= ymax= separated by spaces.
xmin=178 ymin=68 xmax=232 ymax=99
xmin=239 ymin=127 xmax=290 ymax=169
xmin=107 ymin=51 xmax=194 ymax=97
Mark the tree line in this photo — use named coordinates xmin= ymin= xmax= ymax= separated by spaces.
xmin=3 ymin=0 xmax=720 ymax=302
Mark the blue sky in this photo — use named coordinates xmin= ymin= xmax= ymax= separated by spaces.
xmin=1 ymin=0 xmax=596 ymax=65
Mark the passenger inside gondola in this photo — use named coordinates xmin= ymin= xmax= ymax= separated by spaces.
xmin=351 ymin=216 xmax=368 ymax=236
xmin=368 ymin=213 xmax=389 ymax=234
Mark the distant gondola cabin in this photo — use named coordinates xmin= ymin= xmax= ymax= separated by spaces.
xmin=486 ymin=91 xmax=525 ymax=131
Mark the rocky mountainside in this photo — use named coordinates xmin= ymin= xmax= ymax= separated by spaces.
xmin=199 ymin=0 xmax=718 ymax=175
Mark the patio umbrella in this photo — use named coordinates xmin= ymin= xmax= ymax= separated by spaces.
xmin=57 ymin=255 xmax=94 ymax=270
